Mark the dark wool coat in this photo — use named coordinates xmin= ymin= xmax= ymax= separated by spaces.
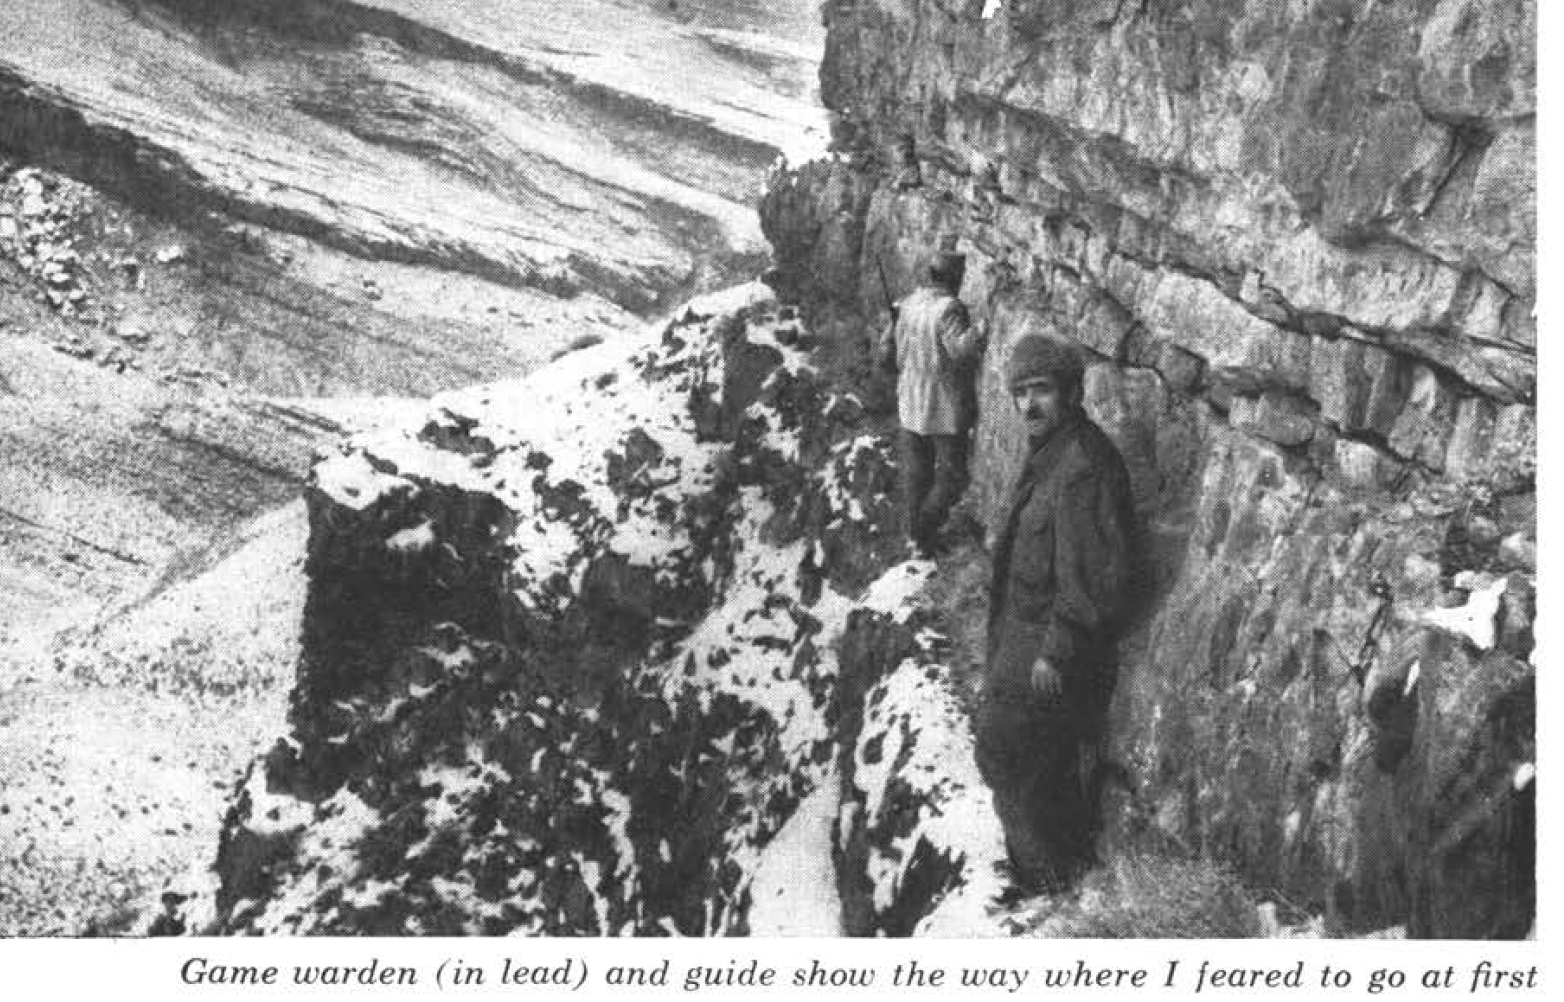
xmin=977 ymin=410 xmax=1137 ymax=886
xmin=984 ymin=412 xmax=1137 ymax=711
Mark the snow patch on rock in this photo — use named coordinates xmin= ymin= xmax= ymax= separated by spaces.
xmin=860 ymin=561 xmax=936 ymax=624
xmin=167 ymin=284 xmax=1029 ymax=938
xmin=1419 ymin=576 xmax=1507 ymax=650
xmin=747 ymin=766 xmax=844 ymax=936
xmin=850 ymin=655 xmax=1009 ymax=935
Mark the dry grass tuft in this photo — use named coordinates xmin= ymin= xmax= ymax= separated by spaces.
xmin=1015 ymin=851 xmax=1262 ymax=939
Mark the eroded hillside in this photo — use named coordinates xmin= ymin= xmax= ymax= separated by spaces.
xmin=0 ymin=0 xmax=824 ymax=934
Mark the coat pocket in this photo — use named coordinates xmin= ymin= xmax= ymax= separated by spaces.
xmin=1007 ymin=501 xmax=1054 ymax=593
xmin=986 ymin=620 xmax=1048 ymax=695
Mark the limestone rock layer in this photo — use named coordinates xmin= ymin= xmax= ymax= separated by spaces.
xmin=761 ymin=0 xmax=1534 ymax=937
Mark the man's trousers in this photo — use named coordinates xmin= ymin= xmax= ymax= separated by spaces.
xmin=898 ymin=429 xmax=968 ymax=551
xmin=974 ymin=683 xmax=1107 ymax=892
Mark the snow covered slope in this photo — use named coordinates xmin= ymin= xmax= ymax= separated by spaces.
xmin=0 ymin=0 xmax=827 ymax=936
xmin=146 ymin=287 xmax=1017 ymax=936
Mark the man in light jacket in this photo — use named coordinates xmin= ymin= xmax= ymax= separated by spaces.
xmin=875 ymin=240 xmax=986 ymax=557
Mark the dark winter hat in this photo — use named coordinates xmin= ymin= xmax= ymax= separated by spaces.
xmin=1007 ymin=334 xmax=1084 ymax=391
xmin=929 ymin=233 xmax=965 ymax=285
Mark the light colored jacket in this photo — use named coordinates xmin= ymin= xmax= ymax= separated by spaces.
xmin=877 ymin=285 xmax=984 ymax=435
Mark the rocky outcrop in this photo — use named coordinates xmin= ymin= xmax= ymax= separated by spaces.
xmin=760 ymin=0 xmax=1533 ymax=937
xmin=146 ymin=287 xmax=1011 ymax=936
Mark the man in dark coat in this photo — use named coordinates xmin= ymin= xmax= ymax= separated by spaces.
xmin=976 ymin=334 xmax=1137 ymax=892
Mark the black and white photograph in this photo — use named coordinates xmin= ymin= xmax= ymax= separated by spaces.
xmin=0 ymin=0 xmax=1537 ymax=951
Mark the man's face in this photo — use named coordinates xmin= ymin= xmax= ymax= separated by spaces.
xmin=1013 ymin=375 xmax=1068 ymax=439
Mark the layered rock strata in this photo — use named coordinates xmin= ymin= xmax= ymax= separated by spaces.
xmin=760 ymin=0 xmax=1534 ymax=937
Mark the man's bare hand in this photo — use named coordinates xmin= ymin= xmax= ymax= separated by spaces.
xmin=1030 ymin=656 xmax=1063 ymax=698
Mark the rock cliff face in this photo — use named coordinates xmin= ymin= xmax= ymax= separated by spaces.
xmin=144 ymin=0 xmax=1533 ymax=939
xmin=760 ymin=0 xmax=1533 ymax=937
